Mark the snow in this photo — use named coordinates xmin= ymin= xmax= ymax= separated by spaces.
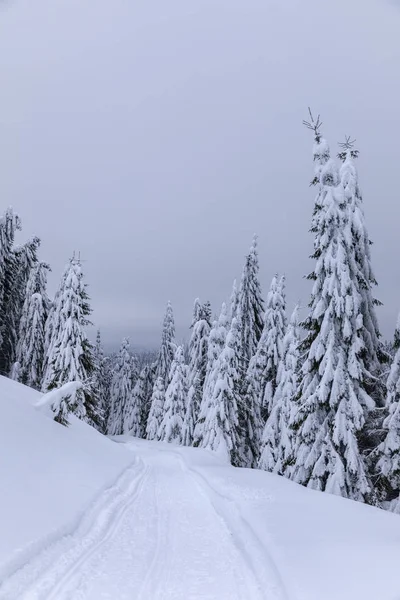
xmin=1 ymin=376 xmax=400 ymax=599
xmin=0 ymin=376 xmax=132 ymax=583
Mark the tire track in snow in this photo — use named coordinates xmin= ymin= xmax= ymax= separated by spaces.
xmin=141 ymin=446 xmax=265 ymax=600
xmin=135 ymin=469 xmax=170 ymax=600
xmin=0 ymin=459 xmax=148 ymax=600
xmin=174 ymin=451 xmax=294 ymax=600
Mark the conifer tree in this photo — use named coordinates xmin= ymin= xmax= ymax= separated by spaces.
xmin=107 ymin=338 xmax=132 ymax=435
xmin=291 ymin=114 xmax=374 ymax=502
xmin=239 ymin=357 xmax=264 ymax=467
xmin=259 ymin=305 xmax=300 ymax=474
xmin=338 ymin=141 xmax=385 ymax=377
xmin=156 ymin=300 xmax=176 ymax=383
xmin=193 ymin=303 xmax=230 ymax=446
xmin=375 ymin=315 xmax=400 ymax=503
xmin=0 ymin=208 xmax=21 ymax=369
xmin=236 ymin=236 xmax=265 ymax=369
xmin=140 ymin=363 xmax=156 ymax=436
xmin=124 ymin=383 xmax=142 ymax=437
xmin=197 ymin=317 xmax=241 ymax=464
xmin=12 ymin=262 xmax=51 ymax=389
xmin=238 ymin=274 xmax=286 ymax=465
xmin=260 ymin=274 xmax=287 ymax=420
xmin=158 ymin=346 xmax=187 ymax=444
xmin=146 ymin=376 xmax=165 ymax=440
xmin=146 ymin=302 xmax=176 ymax=439
xmin=0 ymin=226 xmax=40 ymax=375
xmin=42 ymin=258 xmax=100 ymax=427
xmin=182 ymin=299 xmax=211 ymax=445
xmin=93 ymin=330 xmax=112 ymax=433
xmin=126 ymin=363 xmax=155 ymax=438
xmin=182 ymin=374 xmax=202 ymax=446
xmin=229 ymin=279 xmax=239 ymax=321
xmin=123 ymin=354 xmax=141 ymax=436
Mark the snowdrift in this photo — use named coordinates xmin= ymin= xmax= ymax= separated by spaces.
xmin=156 ymin=441 xmax=400 ymax=600
xmin=1 ymin=377 xmax=400 ymax=600
xmin=0 ymin=376 xmax=132 ymax=580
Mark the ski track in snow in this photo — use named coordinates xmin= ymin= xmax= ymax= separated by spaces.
xmin=0 ymin=458 xmax=148 ymax=600
xmin=174 ymin=452 xmax=292 ymax=600
xmin=0 ymin=443 xmax=290 ymax=600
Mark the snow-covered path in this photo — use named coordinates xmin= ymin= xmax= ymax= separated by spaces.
xmin=0 ymin=441 xmax=286 ymax=600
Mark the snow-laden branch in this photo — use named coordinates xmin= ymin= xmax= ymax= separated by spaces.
xmin=35 ymin=381 xmax=84 ymax=426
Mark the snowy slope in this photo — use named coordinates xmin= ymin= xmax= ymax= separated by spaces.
xmin=0 ymin=376 xmax=133 ymax=583
xmin=1 ymin=379 xmax=400 ymax=600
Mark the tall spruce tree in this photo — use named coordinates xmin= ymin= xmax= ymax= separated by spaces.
xmin=93 ymin=330 xmax=112 ymax=433
xmin=193 ymin=303 xmax=230 ymax=446
xmin=139 ymin=363 xmax=156 ymax=436
xmin=182 ymin=299 xmax=211 ymax=445
xmin=146 ymin=376 xmax=165 ymax=440
xmin=126 ymin=363 xmax=155 ymax=438
xmin=146 ymin=302 xmax=176 ymax=439
xmin=238 ymin=275 xmax=286 ymax=466
xmin=375 ymin=315 xmax=400 ymax=505
xmin=291 ymin=115 xmax=374 ymax=503
xmin=0 ymin=231 xmax=40 ymax=375
xmin=11 ymin=262 xmax=51 ymax=389
xmin=0 ymin=208 xmax=21 ymax=372
xmin=197 ymin=317 xmax=242 ymax=464
xmin=236 ymin=236 xmax=265 ymax=370
xmin=156 ymin=300 xmax=176 ymax=383
xmin=229 ymin=279 xmax=239 ymax=322
xmin=260 ymin=274 xmax=287 ymax=419
xmin=42 ymin=258 xmax=99 ymax=427
xmin=259 ymin=305 xmax=301 ymax=475
xmin=107 ymin=338 xmax=132 ymax=435
xmin=158 ymin=346 xmax=187 ymax=444
xmin=338 ymin=142 xmax=384 ymax=377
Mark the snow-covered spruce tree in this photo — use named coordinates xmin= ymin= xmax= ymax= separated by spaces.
xmin=126 ymin=363 xmax=156 ymax=438
xmin=156 ymin=300 xmax=176 ymax=383
xmin=158 ymin=346 xmax=187 ymax=444
xmin=123 ymin=355 xmax=142 ymax=437
xmin=236 ymin=236 xmax=265 ymax=369
xmin=238 ymin=354 xmax=264 ymax=467
xmin=338 ymin=140 xmax=389 ymax=467
xmin=338 ymin=142 xmax=386 ymax=379
xmin=42 ymin=258 xmax=100 ymax=427
xmin=146 ymin=376 xmax=165 ymax=440
xmin=182 ymin=299 xmax=211 ymax=445
xmin=259 ymin=274 xmax=287 ymax=420
xmin=0 ymin=234 xmax=40 ymax=375
xmin=139 ymin=363 xmax=156 ymax=436
xmin=291 ymin=115 xmax=374 ymax=503
xmin=237 ymin=274 xmax=286 ymax=466
xmin=11 ymin=262 xmax=51 ymax=389
xmin=197 ymin=317 xmax=242 ymax=464
xmin=107 ymin=338 xmax=132 ymax=435
xmin=259 ymin=305 xmax=301 ymax=475
xmin=193 ymin=302 xmax=230 ymax=447
xmin=92 ymin=330 xmax=112 ymax=433
xmin=375 ymin=315 xmax=400 ymax=505
xmin=146 ymin=302 xmax=176 ymax=440
xmin=182 ymin=375 xmax=202 ymax=446
xmin=229 ymin=279 xmax=239 ymax=322
xmin=0 ymin=208 xmax=21 ymax=371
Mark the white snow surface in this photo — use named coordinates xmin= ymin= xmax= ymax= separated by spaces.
xmin=1 ymin=377 xmax=400 ymax=600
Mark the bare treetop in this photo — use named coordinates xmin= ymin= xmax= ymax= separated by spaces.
xmin=303 ymin=107 xmax=323 ymax=138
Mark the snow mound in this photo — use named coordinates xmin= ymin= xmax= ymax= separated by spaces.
xmin=0 ymin=376 xmax=133 ymax=581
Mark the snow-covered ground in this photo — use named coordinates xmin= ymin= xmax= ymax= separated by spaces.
xmin=1 ymin=377 xmax=400 ymax=600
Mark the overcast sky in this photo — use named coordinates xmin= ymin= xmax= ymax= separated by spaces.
xmin=1 ymin=0 xmax=400 ymax=350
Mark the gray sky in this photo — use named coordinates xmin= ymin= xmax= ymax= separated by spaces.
xmin=1 ymin=0 xmax=400 ymax=350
